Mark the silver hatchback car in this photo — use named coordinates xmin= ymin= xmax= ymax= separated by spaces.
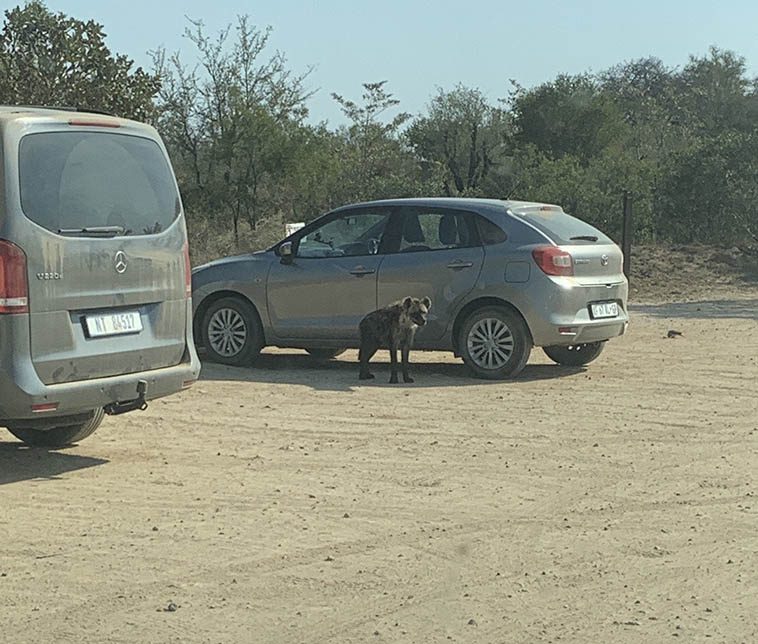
xmin=192 ymin=198 xmax=628 ymax=379
xmin=0 ymin=106 xmax=200 ymax=446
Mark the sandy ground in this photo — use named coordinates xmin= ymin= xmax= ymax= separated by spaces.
xmin=1 ymin=296 xmax=757 ymax=644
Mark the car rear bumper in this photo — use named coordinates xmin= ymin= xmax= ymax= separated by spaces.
xmin=541 ymin=316 xmax=629 ymax=346
xmin=517 ymin=276 xmax=630 ymax=347
xmin=0 ymin=352 xmax=200 ymax=421
xmin=0 ymin=313 xmax=200 ymax=421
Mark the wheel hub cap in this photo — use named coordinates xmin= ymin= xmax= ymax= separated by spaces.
xmin=208 ymin=308 xmax=247 ymax=357
xmin=467 ymin=318 xmax=514 ymax=370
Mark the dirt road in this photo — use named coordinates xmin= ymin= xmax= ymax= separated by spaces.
xmin=1 ymin=298 xmax=756 ymax=643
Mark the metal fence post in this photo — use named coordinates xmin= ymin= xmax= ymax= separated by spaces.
xmin=621 ymin=191 xmax=632 ymax=280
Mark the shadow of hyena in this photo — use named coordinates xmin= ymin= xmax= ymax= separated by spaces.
xmin=358 ymin=296 xmax=432 ymax=384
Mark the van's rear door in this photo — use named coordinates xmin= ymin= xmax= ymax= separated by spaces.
xmin=12 ymin=120 xmax=189 ymax=385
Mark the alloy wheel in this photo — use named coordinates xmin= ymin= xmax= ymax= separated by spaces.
xmin=207 ymin=307 xmax=248 ymax=357
xmin=466 ymin=317 xmax=515 ymax=370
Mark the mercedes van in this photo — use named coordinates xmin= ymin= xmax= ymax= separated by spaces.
xmin=0 ymin=106 xmax=200 ymax=446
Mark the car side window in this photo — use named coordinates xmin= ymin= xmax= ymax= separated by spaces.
xmin=397 ymin=208 xmax=480 ymax=253
xmin=296 ymin=210 xmax=390 ymax=258
xmin=476 ymin=215 xmax=508 ymax=245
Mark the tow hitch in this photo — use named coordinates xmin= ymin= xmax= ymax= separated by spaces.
xmin=104 ymin=380 xmax=149 ymax=415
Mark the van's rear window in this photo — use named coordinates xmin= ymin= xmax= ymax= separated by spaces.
xmin=19 ymin=132 xmax=180 ymax=236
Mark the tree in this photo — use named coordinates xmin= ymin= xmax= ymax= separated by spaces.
xmin=599 ymin=57 xmax=694 ymax=163
xmin=153 ymin=16 xmax=312 ymax=245
xmin=330 ymin=81 xmax=419 ymax=202
xmin=595 ymin=58 xmax=697 ymax=242
xmin=677 ymin=47 xmax=756 ymax=136
xmin=0 ymin=1 xmax=159 ymax=120
xmin=598 ymin=50 xmax=758 ymax=243
xmin=407 ymin=85 xmax=511 ymax=197
xmin=280 ymin=123 xmax=343 ymax=219
xmin=654 ymin=131 xmax=758 ymax=244
xmin=509 ymin=74 xmax=623 ymax=164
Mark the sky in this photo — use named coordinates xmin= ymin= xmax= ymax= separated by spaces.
xmin=14 ymin=0 xmax=758 ymax=125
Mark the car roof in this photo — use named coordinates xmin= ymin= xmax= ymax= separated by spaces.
xmin=331 ymin=197 xmax=563 ymax=214
xmin=0 ymin=105 xmax=154 ymax=134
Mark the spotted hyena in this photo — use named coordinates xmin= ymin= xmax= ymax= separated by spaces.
xmin=358 ymin=296 xmax=432 ymax=384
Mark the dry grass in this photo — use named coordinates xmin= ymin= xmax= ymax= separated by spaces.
xmin=630 ymin=243 xmax=758 ymax=302
xmin=187 ymin=213 xmax=291 ymax=266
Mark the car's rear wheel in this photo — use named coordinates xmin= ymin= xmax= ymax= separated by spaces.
xmin=543 ymin=342 xmax=605 ymax=366
xmin=7 ymin=408 xmax=105 ymax=447
xmin=201 ymin=297 xmax=263 ymax=366
xmin=459 ymin=307 xmax=531 ymax=379
xmin=305 ymin=348 xmax=346 ymax=360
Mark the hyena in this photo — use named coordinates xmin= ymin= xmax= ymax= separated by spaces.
xmin=358 ymin=296 xmax=432 ymax=384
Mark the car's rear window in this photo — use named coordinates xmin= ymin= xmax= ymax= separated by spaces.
xmin=514 ymin=209 xmax=611 ymax=245
xmin=19 ymin=131 xmax=180 ymax=236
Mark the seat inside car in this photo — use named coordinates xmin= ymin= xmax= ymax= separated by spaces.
xmin=400 ymin=214 xmax=431 ymax=252
xmin=438 ymin=213 xmax=459 ymax=247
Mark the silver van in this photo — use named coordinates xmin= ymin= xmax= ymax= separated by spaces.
xmin=0 ymin=106 xmax=200 ymax=446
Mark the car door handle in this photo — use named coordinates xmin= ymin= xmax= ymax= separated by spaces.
xmin=447 ymin=261 xmax=474 ymax=269
xmin=349 ymin=266 xmax=375 ymax=276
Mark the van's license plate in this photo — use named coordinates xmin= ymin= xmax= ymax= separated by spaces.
xmin=589 ymin=301 xmax=619 ymax=319
xmin=85 ymin=311 xmax=143 ymax=337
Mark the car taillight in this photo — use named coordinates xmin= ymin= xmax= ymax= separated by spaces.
xmin=0 ymin=240 xmax=29 ymax=314
xmin=183 ymin=241 xmax=192 ymax=298
xmin=532 ymin=246 xmax=574 ymax=277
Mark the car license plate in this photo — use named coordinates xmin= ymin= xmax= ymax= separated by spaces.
xmin=85 ymin=310 xmax=143 ymax=337
xmin=589 ymin=301 xmax=619 ymax=319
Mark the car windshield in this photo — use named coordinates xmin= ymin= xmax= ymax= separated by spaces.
xmin=514 ymin=209 xmax=611 ymax=245
xmin=19 ymin=131 xmax=180 ymax=236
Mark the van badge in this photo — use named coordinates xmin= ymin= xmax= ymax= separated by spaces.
xmin=114 ymin=251 xmax=128 ymax=274
xmin=36 ymin=272 xmax=61 ymax=280
xmin=600 ymin=254 xmax=609 ymax=266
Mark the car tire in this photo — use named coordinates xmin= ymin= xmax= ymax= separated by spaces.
xmin=201 ymin=296 xmax=263 ymax=366
xmin=305 ymin=348 xmax=346 ymax=360
xmin=543 ymin=342 xmax=605 ymax=366
xmin=459 ymin=306 xmax=532 ymax=379
xmin=7 ymin=408 xmax=105 ymax=447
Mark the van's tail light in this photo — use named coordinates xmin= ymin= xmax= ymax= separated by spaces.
xmin=68 ymin=118 xmax=121 ymax=128
xmin=0 ymin=240 xmax=29 ymax=314
xmin=183 ymin=241 xmax=192 ymax=298
xmin=532 ymin=246 xmax=574 ymax=277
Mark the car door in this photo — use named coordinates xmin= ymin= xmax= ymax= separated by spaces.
xmin=266 ymin=207 xmax=393 ymax=341
xmin=377 ymin=206 xmax=484 ymax=342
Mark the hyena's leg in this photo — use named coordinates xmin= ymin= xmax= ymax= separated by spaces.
xmin=389 ymin=340 xmax=399 ymax=384
xmin=401 ymin=343 xmax=414 ymax=383
xmin=359 ymin=333 xmax=378 ymax=380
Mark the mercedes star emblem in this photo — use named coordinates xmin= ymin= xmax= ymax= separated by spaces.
xmin=114 ymin=250 xmax=128 ymax=274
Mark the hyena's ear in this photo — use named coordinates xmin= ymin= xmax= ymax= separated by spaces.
xmin=402 ymin=296 xmax=414 ymax=310
xmin=421 ymin=296 xmax=432 ymax=310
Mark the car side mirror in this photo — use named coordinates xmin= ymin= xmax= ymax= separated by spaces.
xmin=279 ymin=241 xmax=294 ymax=264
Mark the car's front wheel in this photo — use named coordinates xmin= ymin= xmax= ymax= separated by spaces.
xmin=459 ymin=307 xmax=532 ymax=379
xmin=7 ymin=408 xmax=105 ymax=447
xmin=201 ymin=297 xmax=263 ymax=366
xmin=543 ymin=342 xmax=605 ymax=366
